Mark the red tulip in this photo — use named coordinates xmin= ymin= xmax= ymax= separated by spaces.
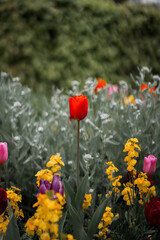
xmin=94 ymin=78 xmax=107 ymax=93
xmin=145 ymin=197 xmax=160 ymax=227
xmin=69 ymin=95 xmax=88 ymax=120
xmin=0 ymin=186 xmax=7 ymax=215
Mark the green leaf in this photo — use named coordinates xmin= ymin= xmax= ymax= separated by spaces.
xmin=63 ymin=180 xmax=75 ymax=207
xmin=5 ymin=200 xmax=20 ymax=240
xmin=58 ymin=210 xmax=68 ymax=234
xmin=69 ymin=205 xmax=89 ymax=240
xmin=75 ymin=174 xmax=88 ymax=211
xmin=87 ymin=198 xmax=109 ymax=239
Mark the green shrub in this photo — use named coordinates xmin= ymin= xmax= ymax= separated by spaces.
xmin=0 ymin=0 xmax=160 ymax=95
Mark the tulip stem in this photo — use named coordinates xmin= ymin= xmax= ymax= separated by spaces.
xmin=76 ymin=120 xmax=80 ymax=187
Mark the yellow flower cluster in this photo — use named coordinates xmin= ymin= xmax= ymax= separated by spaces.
xmin=0 ymin=186 xmax=24 ymax=234
xmin=35 ymin=155 xmax=65 ymax=187
xmin=25 ymin=155 xmax=74 ymax=240
xmin=35 ymin=169 xmax=53 ymax=187
xmin=46 ymin=155 xmax=65 ymax=173
xmin=121 ymin=183 xmax=136 ymax=206
xmin=25 ymin=193 xmax=65 ymax=240
xmin=105 ymin=161 xmax=122 ymax=195
xmin=134 ymin=172 xmax=156 ymax=205
xmin=98 ymin=206 xmax=114 ymax=239
xmin=82 ymin=194 xmax=92 ymax=210
xmin=123 ymin=138 xmax=140 ymax=172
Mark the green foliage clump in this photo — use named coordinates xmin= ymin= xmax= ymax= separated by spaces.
xmin=0 ymin=0 xmax=160 ymax=94
xmin=0 ymin=72 xmax=54 ymax=215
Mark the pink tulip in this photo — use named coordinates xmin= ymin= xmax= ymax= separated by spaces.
xmin=0 ymin=142 xmax=8 ymax=165
xmin=143 ymin=155 xmax=157 ymax=175
xmin=107 ymin=85 xmax=119 ymax=99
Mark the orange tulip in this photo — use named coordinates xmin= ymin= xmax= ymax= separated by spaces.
xmin=69 ymin=95 xmax=88 ymax=120
xmin=140 ymin=83 xmax=156 ymax=98
xmin=94 ymin=78 xmax=107 ymax=93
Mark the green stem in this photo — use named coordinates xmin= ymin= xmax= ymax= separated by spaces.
xmin=76 ymin=120 xmax=80 ymax=187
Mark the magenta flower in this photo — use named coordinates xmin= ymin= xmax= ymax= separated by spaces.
xmin=0 ymin=142 xmax=8 ymax=165
xmin=143 ymin=155 xmax=157 ymax=175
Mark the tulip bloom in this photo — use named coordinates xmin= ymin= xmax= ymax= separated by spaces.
xmin=38 ymin=175 xmax=64 ymax=199
xmin=94 ymin=78 xmax=107 ymax=93
xmin=0 ymin=142 xmax=8 ymax=165
xmin=145 ymin=197 xmax=160 ymax=227
xmin=0 ymin=186 xmax=7 ymax=215
xmin=69 ymin=95 xmax=88 ymax=120
xmin=140 ymin=83 xmax=156 ymax=98
xmin=143 ymin=155 xmax=157 ymax=175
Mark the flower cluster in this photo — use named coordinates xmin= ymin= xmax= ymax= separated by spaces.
xmin=121 ymin=183 xmax=136 ymax=206
xmin=105 ymin=161 xmax=122 ymax=195
xmin=25 ymin=192 xmax=65 ymax=239
xmin=123 ymin=138 xmax=141 ymax=172
xmin=25 ymin=155 xmax=72 ymax=240
xmin=0 ymin=186 xmax=24 ymax=235
xmin=122 ymin=138 xmax=156 ymax=206
xmin=97 ymin=206 xmax=114 ymax=239
xmin=82 ymin=194 xmax=92 ymax=210
xmin=35 ymin=155 xmax=65 ymax=187
xmin=46 ymin=155 xmax=65 ymax=173
xmin=134 ymin=172 xmax=156 ymax=205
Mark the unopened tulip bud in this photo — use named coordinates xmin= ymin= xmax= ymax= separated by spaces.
xmin=0 ymin=142 xmax=8 ymax=165
xmin=143 ymin=155 xmax=157 ymax=175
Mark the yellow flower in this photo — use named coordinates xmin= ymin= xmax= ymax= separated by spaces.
xmin=40 ymin=232 xmax=50 ymax=240
xmin=124 ymin=95 xmax=136 ymax=105
xmin=98 ymin=206 xmax=114 ymax=238
xmin=123 ymin=138 xmax=140 ymax=173
xmin=82 ymin=194 xmax=92 ymax=210
xmin=0 ymin=187 xmax=24 ymax=235
xmin=122 ymin=183 xmax=136 ymax=206
xmin=46 ymin=155 xmax=65 ymax=173
xmin=67 ymin=234 xmax=76 ymax=240
xmin=35 ymin=169 xmax=53 ymax=187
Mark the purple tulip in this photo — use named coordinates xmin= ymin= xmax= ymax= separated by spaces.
xmin=38 ymin=175 xmax=64 ymax=199
xmin=143 ymin=155 xmax=157 ymax=175
xmin=51 ymin=175 xmax=64 ymax=196
xmin=0 ymin=142 xmax=8 ymax=165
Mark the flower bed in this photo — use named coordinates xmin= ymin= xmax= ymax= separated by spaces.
xmin=0 ymin=68 xmax=160 ymax=239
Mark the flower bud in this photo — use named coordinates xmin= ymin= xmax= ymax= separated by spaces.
xmin=143 ymin=155 xmax=157 ymax=175
xmin=69 ymin=95 xmax=88 ymax=120
xmin=51 ymin=175 xmax=64 ymax=196
xmin=0 ymin=142 xmax=8 ymax=165
xmin=38 ymin=179 xmax=51 ymax=194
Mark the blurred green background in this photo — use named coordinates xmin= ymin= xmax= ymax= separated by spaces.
xmin=0 ymin=0 xmax=160 ymax=95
